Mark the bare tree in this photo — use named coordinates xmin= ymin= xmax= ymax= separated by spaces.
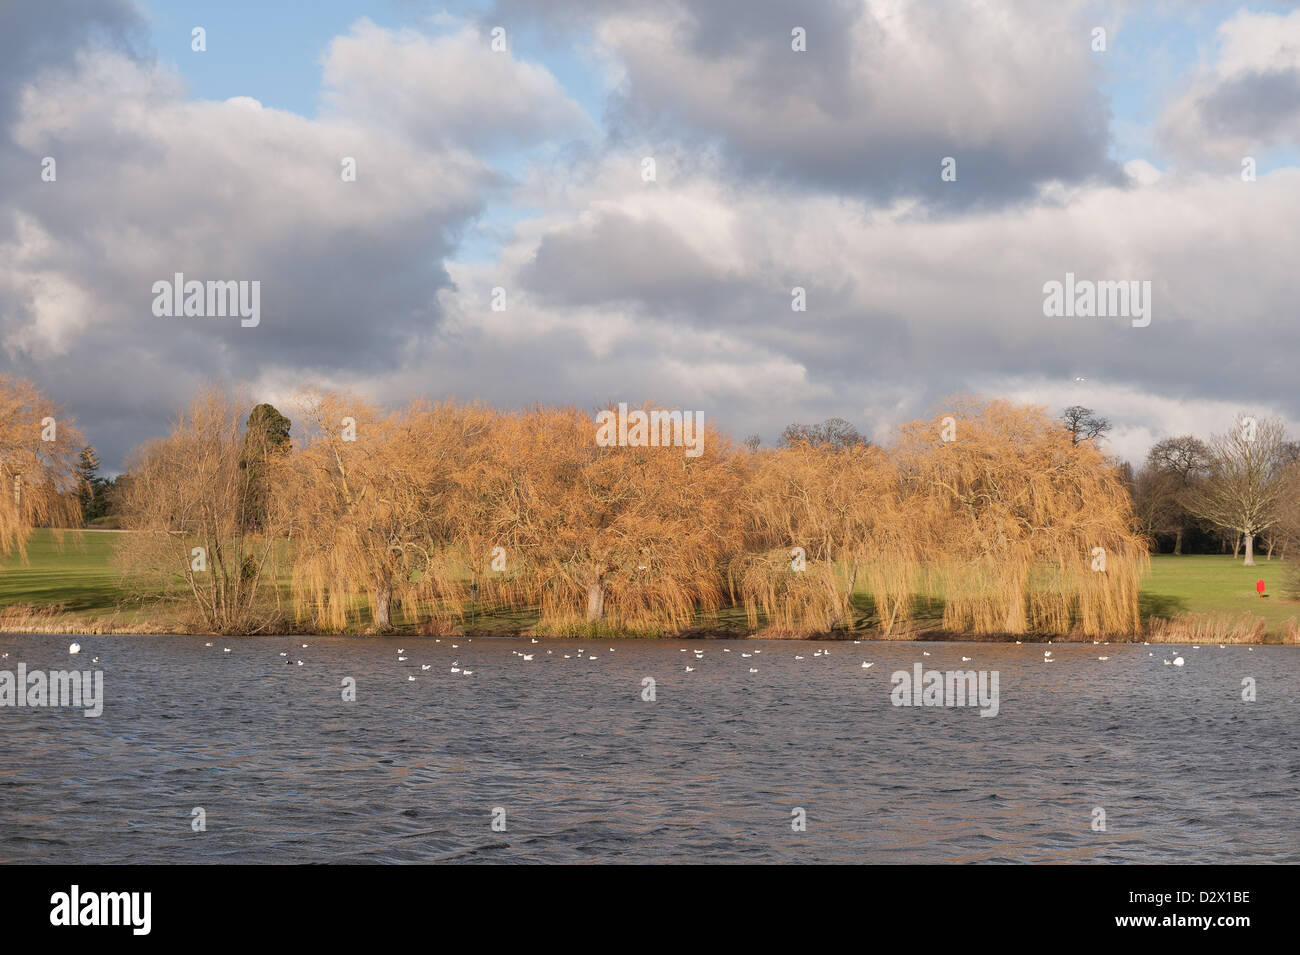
xmin=115 ymin=388 xmax=286 ymax=633
xmin=1187 ymin=414 xmax=1290 ymax=566
xmin=1061 ymin=406 xmax=1111 ymax=446
xmin=1139 ymin=435 xmax=1211 ymax=554
xmin=779 ymin=417 xmax=868 ymax=451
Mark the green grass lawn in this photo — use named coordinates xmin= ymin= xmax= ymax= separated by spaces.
xmin=2 ymin=529 xmax=1297 ymax=637
xmin=0 ymin=529 xmax=129 ymax=615
xmin=1141 ymin=554 xmax=1298 ymax=632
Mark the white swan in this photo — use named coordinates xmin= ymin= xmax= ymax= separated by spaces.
xmin=861 ymin=662 xmax=873 ymax=669
xmin=1173 ymin=656 xmax=1185 ymax=667
xmin=69 ymin=643 xmax=81 ymax=654
xmin=421 ymin=664 xmax=431 ymax=671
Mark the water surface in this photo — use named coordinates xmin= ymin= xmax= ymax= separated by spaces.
xmin=1 ymin=635 xmax=1296 ymax=863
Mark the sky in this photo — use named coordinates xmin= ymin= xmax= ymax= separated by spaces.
xmin=3 ymin=0 xmax=1300 ymax=473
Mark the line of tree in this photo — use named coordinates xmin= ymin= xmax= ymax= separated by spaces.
xmin=95 ymin=387 xmax=1146 ymax=637
xmin=4 ymin=376 xmax=1297 ymax=634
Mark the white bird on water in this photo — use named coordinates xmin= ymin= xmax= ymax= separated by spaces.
xmin=407 ymin=675 xmax=416 ymax=682
xmin=397 ymin=648 xmax=405 ymax=654
xmin=69 ymin=643 xmax=81 ymax=654
xmin=861 ymin=662 xmax=873 ymax=669
xmin=223 ymin=648 xmax=232 ymax=653
xmin=748 ymin=667 xmax=758 ymax=673
xmin=795 ymin=655 xmax=804 ymax=660
xmin=685 ymin=666 xmax=695 ymax=672
xmin=961 ymin=656 xmax=972 ymax=662
xmin=398 ymin=656 xmax=407 ymax=661
xmin=522 ymin=654 xmax=534 ymax=661
xmin=450 ymin=667 xmax=461 ymax=673
xmin=922 ymin=651 xmax=931 ymax=656
xmin=1098 ymin=656 xmax=1109 ymax=661
xmin=1173 ymin=656 xmax=1185 ymax=667
xmin=421 ymin=664 xmax=431 ymax=671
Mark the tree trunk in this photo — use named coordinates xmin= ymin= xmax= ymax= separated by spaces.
xmin=586 ymin=582 xmax=604 ymax=623
xmin=1173 ymin=528 xmax=1183 ymax=556
xmin=373 ymin=582 xmax=392 ymax=629
xmin=1233 ymin=534 xmax=1242 ymax=558
xmin=1243 ymin=533 xmax=1255 ymax=567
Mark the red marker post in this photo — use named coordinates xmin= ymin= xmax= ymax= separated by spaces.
xmin=1257 ymin=579 xmax=1266 ymax=598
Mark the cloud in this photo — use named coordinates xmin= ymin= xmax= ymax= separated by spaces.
xmin=320 ymin=18 xmax=591 ymax=151
xmin=495 ymin=0 xmax=1121 ymax=204
xmin=1158 ymin=9 xmax=1300 ymax=164
xmin=418 ymin=149 xmax=1300 ymax=457
xmin=1 ymin=1 xmax=1298 ymax=476
xmin=0 ymin=17 xmax=593 ymax=467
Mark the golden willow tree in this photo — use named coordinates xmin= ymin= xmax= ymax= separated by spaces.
xmin=735 ymin=440 xmax=914 ymax=635
xmin=0 ymin=376 xmax=84 ymax=562
xmin=893 ymin=397 xmax=1147 ymax=637
xmin=475 ymin=405 xmax=745 ymax=635
xmin=281 ymin=391 xmax=490 ymax=631
xmin=115 ymin=388 xmax=287 ymax=633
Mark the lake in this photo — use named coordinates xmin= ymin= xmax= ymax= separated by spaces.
xmin=1 ymin=635 xmax=1296 ymax=863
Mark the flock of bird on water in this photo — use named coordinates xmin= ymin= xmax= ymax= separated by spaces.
xmin=35 ymin=636 xmax=1252 ymax=675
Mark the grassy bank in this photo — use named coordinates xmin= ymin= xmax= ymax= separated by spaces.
xmin=1 ymin=530 xmax=1298 ymax=641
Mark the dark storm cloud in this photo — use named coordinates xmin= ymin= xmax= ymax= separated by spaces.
xmin=1196 ymin=67 xmax=1300 ymax=140
xmin=491 ymin=0 xmax=1122 ymax=206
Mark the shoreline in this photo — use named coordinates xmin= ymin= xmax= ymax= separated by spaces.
xmin=1 ymin=621 xmax=1296 ymax=645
